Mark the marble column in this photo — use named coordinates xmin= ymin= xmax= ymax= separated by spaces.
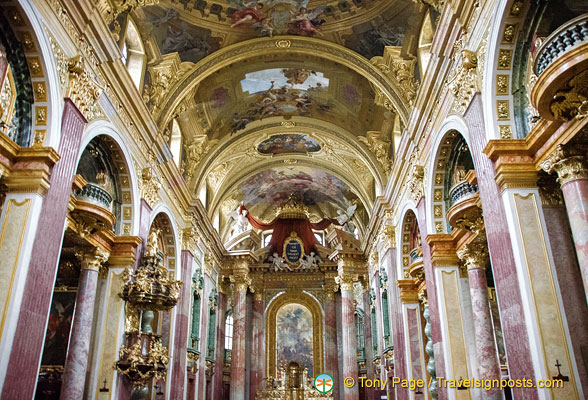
xmin=170 ymin=248 xmax=194 ymax=400
xmin=465 ymin=95 xmax=536 ymax=398
xmin=213 ymin=290 xmax=227 ymax=399
xmin=230 ymin=276 xmax=249 ymax=400
xmin=457 ymin=242 xmax=501 ymax=399
xmin=339 ymin=274 xmax=359 ymax=400
xmin=2 ymin=99 xmax=87 ymax=399
xmin=323 ymin=280 xmax=340 ymax=400
xmin=541 ymin=144 xmax=588 ymax=303
xmin=60 ymin=247 xmax=110 ymax=400
xmin=0 ymin=45 xmax=7 ymax=89
xmin=250 ymin=290 xmax=264 ymax=400
xmin=362 ymin=283 xmax=377 ymax=400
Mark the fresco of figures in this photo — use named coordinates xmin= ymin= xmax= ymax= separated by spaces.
xmin=228 ymin=0 xmax=325 ymax=37
xmin=257 ymin=134 xmax=321 ymax=154
xmin=231 ymin=68 xmax=331 ymax=133
xmin=276 ymin=303 xmax=314 ymax=376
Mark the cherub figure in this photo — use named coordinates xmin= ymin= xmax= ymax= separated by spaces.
xmin=269 ymin=252 xmax=291 ymax=271
xmin=336 ymin=203 xmax=357 ymax=233
xmin=288 ymin=6 xmax=325 ymax=37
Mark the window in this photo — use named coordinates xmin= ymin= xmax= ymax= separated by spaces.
xmin=263 ymin=232 xmax=273 ymax=247
xmin=355 ymin=309 xmax=366 ymax=362
xmin=121 ymin=18 xmax=145 ymax=89
xmin=225 ymin=313 xmax=233 ymax=350
xmin=169 ymin=119 xmax=182 ymax=168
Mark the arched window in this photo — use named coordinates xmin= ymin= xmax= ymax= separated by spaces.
xmin=121 ymin=18 xmax=145 ymax=89
xmin=380 ymin=268 xmax=392 ymax=350
xmin=417 ymin=10 xmax=435 ymax=78
xmin=169 ymin=119 xmax=182 ymax=168
xmin=189 ymin=270 xmax=204 ymax=354
xmin=224 ymin=311 xmax=233 ymax=362
xmin=355 ymin=308 xmax=366 ymax=362
xmin=206 ymin=288 xmax=218 ymax=361
xmin=369 ymin=288 xmax=379 ymax=356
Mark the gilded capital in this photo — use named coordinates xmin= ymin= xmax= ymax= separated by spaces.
xmin=540 ymin=144 xmax=588 ymax=185
xmin=181 ymin=227 xmax=199 ymax=252
xmin=456 ymin=242 xmax=489 ymax=272
xmin=379 ymin=224 xmax=396 ymax=249
xmin=76 ymin=247 xmax=110 ymax=272
xmin=230 ymin=273 xmax=251 ymax=293
xmin=335 ymin=273 xmax=357 ymax=291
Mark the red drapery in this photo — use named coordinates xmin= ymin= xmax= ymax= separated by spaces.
xmin=240 ymin=204 xmax=339 ymax=256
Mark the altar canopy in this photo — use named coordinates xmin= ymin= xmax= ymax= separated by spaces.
xmin=239 ymin=204 xmax=339 ymax=256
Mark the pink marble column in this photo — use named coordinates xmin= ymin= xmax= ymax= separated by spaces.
xmin=323 ymin=286 xmax=340 ymax=400
xmin=60 ymin=248 xmax=109 ymax=400
xmin=134 ymin=199 xmax=153 ymax=270
xmin=197 ymin=292 xmax=209 ymax=400
xmin=250 ymin=293 xmax=264 ymax=399
xmin=2 ymin=99 xmax=87 ymax=400
xmin=541 ymin=146 xmax=588 ymax=302
xmin=362 ymin=287 xmax=377 ymax=400
xmin=170 ymin=250 xmax=194 ymax=400
xmin=213 ymin=291 xmax=227 ymax=400
xmin=457 ymin=243 xmax=501 ymax=398
xmin=543 ymin=205 xmax=588 ymax=392
xmin=340 ymin=277 xmax=359 ymax=400
xmin=465 ymin=94 xmax=537 ymax=399
xmin=230 ymin=281 xmax=248 ymax=400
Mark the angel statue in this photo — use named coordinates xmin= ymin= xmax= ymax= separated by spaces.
xmin=269 ymin=252 xmax=291 ymax=271
xmin=299 ymin=251 xmax=321 ymax=270
xmin=228 ymin=205 xmax=250 ymax=237
xmin=336 ymin=203 xmax=357 ymax=234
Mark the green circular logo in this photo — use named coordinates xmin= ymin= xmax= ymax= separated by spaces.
xmin=314 ymin=373 xmax=334 ymax=393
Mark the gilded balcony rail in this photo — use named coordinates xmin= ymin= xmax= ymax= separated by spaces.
xmin=534 ymin=14 xmax=588 ymax=76
xmin=449 ymin=180 xmax=478 ymax=207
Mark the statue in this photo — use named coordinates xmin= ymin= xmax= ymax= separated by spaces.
xmin=146 ymin=229 xmax=161 ymax=257
xmin=228 ymin=204 xmax=250 ymax=236
xmin=269 ymin=252 xmax=291 ymax=271
xmin=299 ymin=252 xmax=321 ymax=269
xmin=336 ymin=203 xmax=357 ymax=233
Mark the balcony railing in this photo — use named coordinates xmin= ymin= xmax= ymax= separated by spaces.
xmin=534 ymin=14 xmax=588 ymax=76
xmin=74 ymin=182 xmax=112 ymax=210
xmin=449 ymin=181 xmax=478 ymax=206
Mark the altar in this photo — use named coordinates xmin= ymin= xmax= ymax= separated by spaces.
xmin=255 ymin=362 xmax=334 ymax=400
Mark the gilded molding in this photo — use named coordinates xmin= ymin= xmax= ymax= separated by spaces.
xmin=550 ymin=70 xmax=588 ymax=121
xmin=370 ymin=46 xmax=419 ymax=108
xmin=181 ymin=227 xmax=200 ymax=252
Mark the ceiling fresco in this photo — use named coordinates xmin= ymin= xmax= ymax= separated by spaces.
xmin=127 ymin=0 xmax=428 ymax=241
xmin=235 ymin=165 xmax=362 ymax=221
xmin=178 ymin=55 xmax=387 ymax=140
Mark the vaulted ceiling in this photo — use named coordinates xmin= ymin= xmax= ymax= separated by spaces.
xmin=121 ymin=0 xmax=431 ymax=241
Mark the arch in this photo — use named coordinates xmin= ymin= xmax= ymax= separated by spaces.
xmin=4 ymin=1 xmax=62 ymax=148
xmin=78 ymin=121 xmax=140 ymax=236
xmin=482 ymin=0 xmax=525 ymax=140
xmin=396 ymin=205 xmax=421 ymax=281
xmin=425 ymin=116 xmax=471 ymax=235
xmin=265 ymin=291 xmax=324 ymax=378
xmin=149 ymin=206 xmax=180 ymax=279
xmin=155 ymin=36 xmax=411 ymax=130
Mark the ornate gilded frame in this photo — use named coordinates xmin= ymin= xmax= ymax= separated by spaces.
xmin=265 ymin=291 xmax=324 ymax=378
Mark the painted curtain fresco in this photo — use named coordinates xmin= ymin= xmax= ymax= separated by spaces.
xmin=257 ymin=134 xmax=321 ymax=154
xmin=276 ymin=303 xmax=314 ymax=375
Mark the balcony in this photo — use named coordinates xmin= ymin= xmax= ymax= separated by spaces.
xmin=531 ymin=14 xmax=588 ymax=121
xmin=74 ymin=182 xmax=112 ymax=210
xmin=449 ymin=180 xmax=478 ymax=207
xmin=534 ymin=15 xmax=588 ymax=77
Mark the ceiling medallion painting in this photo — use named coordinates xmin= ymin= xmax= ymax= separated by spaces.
xmin=229 ymin=0 xmax=326 ymax=37
xmin=257 ymin=134 xmax=321 ymax=154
